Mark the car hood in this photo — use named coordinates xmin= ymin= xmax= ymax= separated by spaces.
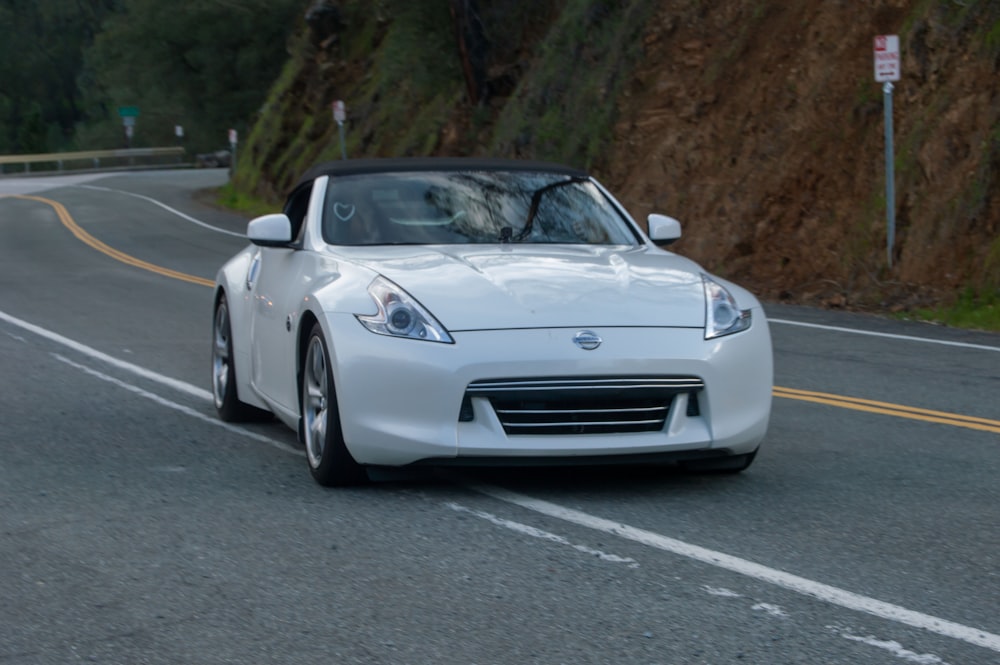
xmin=340 ymin=245 xmax=707 ymax=330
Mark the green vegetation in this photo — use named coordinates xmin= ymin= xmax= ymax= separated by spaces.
xmin=987 ymin=19 xmax=1000 ymax=56
xmin=940 ymin=0 xmax=1000 ymax=42
xmin=0 ymin=0 xmax=118 ymax=154
xmin=897 ymin=288 xmax=1000 ymax=331
xmin=215 ymin=182 xmax=281 ymax=218
xmin=490 ymin=0 xmax=655 ymax=169
xmin=361 ymin=0 xmax=463 ymax=156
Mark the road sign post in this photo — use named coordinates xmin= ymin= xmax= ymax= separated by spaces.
xmin=118 ymin=106 xmax=139 ymax=150
xmin=883 ymin=81 xmax=896 ymax=269
xmin=874 ymin=35 xmax=901 ymax=269
xmin=333 ymin=100 xmax=347 ymax=160
xmin=228 ymin=129 xmax=238 ymax=177
xmin=174 ymin=126 xmax=184 ymax=162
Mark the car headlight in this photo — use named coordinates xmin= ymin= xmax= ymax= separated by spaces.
xmin=703 ymin=274 xmax=751 ymax=339
xmin=357 ymin=276 xmax=454 ymax=343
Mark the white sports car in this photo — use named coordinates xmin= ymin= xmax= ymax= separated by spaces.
xmin=212 ymin=158 xmax=773 ymax=486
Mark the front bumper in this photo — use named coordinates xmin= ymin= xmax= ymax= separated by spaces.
xmin=323 ymin=311 xmax=773 ymax=466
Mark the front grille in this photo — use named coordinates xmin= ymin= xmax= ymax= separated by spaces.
xmin=464 ymin=377 xmax=704 ymax=435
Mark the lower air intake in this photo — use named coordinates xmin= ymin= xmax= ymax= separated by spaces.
xmin=464 ymin=376 xmax=704 ymax=436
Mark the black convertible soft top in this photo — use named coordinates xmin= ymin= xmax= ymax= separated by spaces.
xmin=295 ymin=157 xmax=588 ymax=189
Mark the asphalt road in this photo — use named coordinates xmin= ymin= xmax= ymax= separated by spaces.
xmin=1 ymin=170 xmax=998 ymax=665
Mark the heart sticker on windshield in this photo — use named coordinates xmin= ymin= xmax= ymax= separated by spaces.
xmin=333 ymin=202 xmax=356 ymax=221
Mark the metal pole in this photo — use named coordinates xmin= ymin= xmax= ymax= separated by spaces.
xmin=883 ymin=81 xmax=895 ymax=269
xmin=332 ymin=101 xmax=347 ymax=160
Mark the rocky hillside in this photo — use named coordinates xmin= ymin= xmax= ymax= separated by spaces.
xmin=233 ymin=0 xmax=1000 ymax=311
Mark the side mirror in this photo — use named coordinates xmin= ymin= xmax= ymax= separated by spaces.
xmin=647 ymin=213 xmax=682 ymax=246
xmin=247 ymin=213 xmax=293 ymax=247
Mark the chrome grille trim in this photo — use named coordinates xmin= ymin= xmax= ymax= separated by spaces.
xmin=495 ymin=406 xmax=668 ymax=415
xmin=467 ymin=377 xmax=704 ymax=393
xmin=504 ymin=419 xmax=667 ymax=429
xmin=465 ymin=376 xmax=703 ymax=435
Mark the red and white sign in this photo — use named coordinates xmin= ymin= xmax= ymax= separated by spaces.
xmin=874 ymin=34 xmax=900 ymax=82
xmin=332 ymin=100 xmax=346 ymax=124
xmin=228 ymin=129 xmax=237 ymax=145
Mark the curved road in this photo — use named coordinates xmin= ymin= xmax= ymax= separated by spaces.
xmin=1 ymin=170 xmax=998 ymax=664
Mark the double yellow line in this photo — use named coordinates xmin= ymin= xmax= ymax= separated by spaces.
xmin=6 ymin=193 xmax=1000 ymax=435
xmin=774 ymin=386 xmax=1000 ymax=434
xmin=8 ymin=193 xmax=213 ymax=287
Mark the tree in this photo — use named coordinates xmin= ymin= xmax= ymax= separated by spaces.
xmin=0 ymin=0 xmax=117 ymax=153
xmin=77 ymin=0 xmax=303 ymax=153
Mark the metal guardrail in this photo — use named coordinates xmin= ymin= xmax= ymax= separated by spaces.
xmin=0 ymin=147 xmax=186 ymax=173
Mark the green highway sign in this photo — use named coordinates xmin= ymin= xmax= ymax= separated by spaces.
xmin=117 ymin=106 xmax=140 ymax=117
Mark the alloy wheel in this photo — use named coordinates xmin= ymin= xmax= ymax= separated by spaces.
xmin=212 ymin=302 xmax=231 ymax=409
xmin=302 ymin=336 xmax=328 ymax=468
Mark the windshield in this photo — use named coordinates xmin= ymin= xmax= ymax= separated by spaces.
xmin=321 ymin=171 xmax=639 ymax=246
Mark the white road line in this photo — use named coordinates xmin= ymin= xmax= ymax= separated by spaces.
xmin=468 ymin=482 xmax=1000 ymax=654
xmin=0 ymin=309 xmax=213 ymax=401
xmin=752 ymin=602 xmax=789 ymax=618
xmin=769 ymin=318 xmax=1000 ymax=352
xmin=76 ymin=184 xmax=246 ymax=238
xmin=446 ymin=502 xmax=639 ymax=568
xmin=52 ymin=353 xmax=302 ymax=456
xmin=0 ymin=173 xmax=109 ymax=195
xmin=4 ymin=308 xmax=999 ymax=654
xmin=830 ymin=626 xmax=950 ymax=665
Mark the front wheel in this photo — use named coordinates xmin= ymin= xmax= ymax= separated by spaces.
xmin=212 ymin=295 xmax=270 ymax=422
xmin=301 ymin=324 xmax=366 ymax=486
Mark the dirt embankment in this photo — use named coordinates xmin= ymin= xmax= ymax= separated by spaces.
xmin=604 ymin=1 xmax=999 ymax=309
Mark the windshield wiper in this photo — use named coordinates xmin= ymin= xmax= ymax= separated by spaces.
xmin=514 ymin=176 xmax=588 ymax=242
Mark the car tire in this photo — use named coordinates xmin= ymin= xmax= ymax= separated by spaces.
xmin=212 ymin=294 xmax=271 ymax=422
xmin=301 ymin=323 xmax=367 ymax=487
xmin=682 ymin=450 xmax=757 ymax=474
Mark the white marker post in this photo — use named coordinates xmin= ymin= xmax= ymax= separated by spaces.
xmin=874 ymin=35 xmax=901 ymax=269
xmin=228 ymin=128 xmax=238 ymax=176
xmin=333 ymin=100 xmax=347 ymax=160
xmin=174 ymin=125 xmax=184 ymax=162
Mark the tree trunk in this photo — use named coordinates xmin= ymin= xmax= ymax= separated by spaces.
xmin=449 ymin=0 xmax=487 ymax=106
